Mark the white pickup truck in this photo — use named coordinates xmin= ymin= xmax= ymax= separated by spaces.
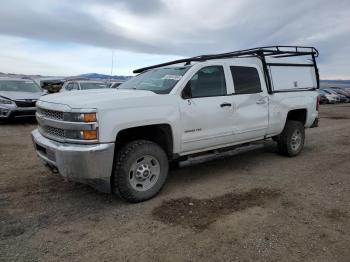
xmin=32 ymin=46 xmax=320 ymax=202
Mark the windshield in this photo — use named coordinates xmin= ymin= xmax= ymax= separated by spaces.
xmin=119 ymin=66 xmax=191 ymax=94
xmin=80 ymin=82 xmax=108 ymax=90
xmin=0 ymin=80 xmax=41 ymax=93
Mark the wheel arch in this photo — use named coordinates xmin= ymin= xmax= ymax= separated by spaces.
xmin=114 ymin=124 xmax=174 ymax=158
xmin=285 ymin=108 xmax=308 ymax=126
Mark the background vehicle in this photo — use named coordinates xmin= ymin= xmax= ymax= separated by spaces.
xmin=318 ymin=92 xmax=329 ymax=104
xmin=0 ymin=78 xmax=45 ymax=119
xmin=328 ymin=87 xmax=350 ymax=101
xmin=40 ymin=78 xmax=65 ymax=93
xmin=60 ymin=80 xmax=109 ymax=92
xmin=321 ymin=88 xmax=348 ymax=103
xmin=318 ymin=89 xmax=339 ymax=104
xmin=32 ymin=46 xmax=320 ymax=203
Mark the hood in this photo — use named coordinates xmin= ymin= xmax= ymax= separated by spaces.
xmin=0 ymin=91 xmax=44 ymax=101
xmin=39 ymin=89 xmax=158 ymax=109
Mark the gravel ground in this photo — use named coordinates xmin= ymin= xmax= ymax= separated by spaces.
xmin=0 ymin=104 xmax=349 ymax=262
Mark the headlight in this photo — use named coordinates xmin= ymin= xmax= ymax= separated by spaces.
xmin=63 ymin=112 xmax=97 ymax=122
xmin=64 ymin=111 xmax=98 ymax=141
xmin=65 ymin=130 xmax=98 ymax=140
xmin=0 ymin=97 xmax=14 ymax=105
xmin=37 ymin=108 xmax=98 ymax=142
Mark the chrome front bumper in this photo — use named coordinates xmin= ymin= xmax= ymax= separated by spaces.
xmin=31 ymin=129 xmax=115 ymax=193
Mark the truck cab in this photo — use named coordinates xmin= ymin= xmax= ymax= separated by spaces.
xmin=32 ymin=46 xmax=320 ymax=202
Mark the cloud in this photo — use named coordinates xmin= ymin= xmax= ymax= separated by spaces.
xmin=0 ymin=0 xmax=349 ymax=77
xmin=89 ymin=0 xmax=165 ymax=15
xmin=0 ymin=36 xmax=180 ymax=76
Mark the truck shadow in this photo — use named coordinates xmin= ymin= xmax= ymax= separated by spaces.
xmin=50 ymin=141 xmax=279 ymax=201
xmin=166 ymin=141 xmax=277 ymax=190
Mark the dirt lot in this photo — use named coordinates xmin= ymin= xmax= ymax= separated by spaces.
xmin=1 ymin=104 xmax=349 ymax=262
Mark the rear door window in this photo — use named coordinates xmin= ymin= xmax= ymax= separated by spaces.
xmin=230 ymin=66 xmax=262 ymax=94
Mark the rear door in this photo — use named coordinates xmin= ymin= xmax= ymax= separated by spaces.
xmin=227 ymin=65 xmax=269 ymax=141
xmin=179 ymin=65 xmax=235 ymax=153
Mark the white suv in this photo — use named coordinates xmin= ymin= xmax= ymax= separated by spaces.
xmin=60 ymin=80 xmax=108 ymax=92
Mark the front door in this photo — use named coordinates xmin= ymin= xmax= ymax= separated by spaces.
xmin=179 ymin=65 xmax=234 ymax=153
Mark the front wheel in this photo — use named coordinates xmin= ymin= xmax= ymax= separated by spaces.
xmin=277 ymin=120 xmax=305 ymax=157
xmin=112 ymin=140 xmax=169 ymax=203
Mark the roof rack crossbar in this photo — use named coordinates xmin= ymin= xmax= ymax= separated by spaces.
xmin=133 ymin=46 xmax=319 ymax=74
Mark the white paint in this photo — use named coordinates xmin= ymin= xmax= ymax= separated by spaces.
xmin=38 ymin=57 xmax=319 ymax=155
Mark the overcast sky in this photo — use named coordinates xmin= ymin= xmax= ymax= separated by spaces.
xmin=0 ymin=0 xmax=349 ymax=78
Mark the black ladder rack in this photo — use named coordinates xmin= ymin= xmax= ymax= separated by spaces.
xmin=133 ymin=46 xmax=320 ymax=94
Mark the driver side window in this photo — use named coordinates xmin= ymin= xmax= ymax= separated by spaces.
xmin=185 ymin=66 xmax=227 ymax=98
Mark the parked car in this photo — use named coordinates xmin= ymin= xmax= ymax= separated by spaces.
xmin=32 ymin=46 xmax=320 ymax=202
xmin=60 ymin=81 xmax=108 ymax=92
xmin=337 ymin=87 xmax=350 ymax=96
xmin=330 ymin=87 xmax=350 ymax=101
xmin=318 ymin=93 xmax=329 ymax=104
xmin=321 ymin=88 xmax=348 ymax=103
xmin=318 ymin=89 xmax=339 ymax=104
xmin=0 ymin=78 xmax=45 ymax=119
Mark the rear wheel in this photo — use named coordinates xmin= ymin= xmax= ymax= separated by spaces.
xmin=277 ymin=120 xmax=305 ymax=157
xmin=112 ymin=140 xmax=169 ymax=203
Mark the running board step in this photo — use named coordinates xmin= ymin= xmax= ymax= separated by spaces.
xmin=178 ymin=142 xmax=265 ymax=167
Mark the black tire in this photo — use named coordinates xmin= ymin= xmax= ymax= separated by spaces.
xmin=112 ymin=140 xmax=169 ymax=203
xmin=277 ymin=120 xmax=305 ymax=157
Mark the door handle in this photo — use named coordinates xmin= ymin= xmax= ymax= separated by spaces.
xmin=220 ymin=102 xmax=232 ymax=108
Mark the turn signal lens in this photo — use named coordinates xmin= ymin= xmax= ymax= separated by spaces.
xmin=84 ymin=113 xmax=97 ymax=122
xmin=83 ymin=130 xmax=97 ymax=140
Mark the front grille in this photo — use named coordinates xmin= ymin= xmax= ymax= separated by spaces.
xmin=42 ymin=126 xmax=65 ymax=139
xmin=36 ymin=106 xmax=97 ymax=142
xmin=37 ymin=107 xmax=64 ymax=121
xmin=15 ymin=100 xmax=37 ymax=108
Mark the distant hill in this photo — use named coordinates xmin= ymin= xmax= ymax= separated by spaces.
xmin=0 ymin=71 xmax=43 ymax=79
xmin=0 ymin=72 xmax=132 ymax=81
xmin=320 ymin=80 xmax=350 ymax=88
xmin=77 ymin=73 xmax=132 ymax=81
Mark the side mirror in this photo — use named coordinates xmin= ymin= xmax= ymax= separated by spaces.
xmin=182 ymin=82 xmax=192 ymax=99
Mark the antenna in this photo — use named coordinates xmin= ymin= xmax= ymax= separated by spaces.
xmin=110 ymin=50 xmax=114 ymax=82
